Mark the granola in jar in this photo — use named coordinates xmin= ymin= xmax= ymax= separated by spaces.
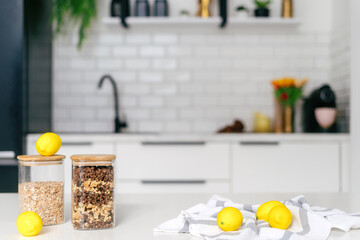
xmin=71 ymin=154 xmax=115 ymax=230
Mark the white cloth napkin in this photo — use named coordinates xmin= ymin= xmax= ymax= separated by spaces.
xmin=154 ymin=195 xmax=360 ymax=240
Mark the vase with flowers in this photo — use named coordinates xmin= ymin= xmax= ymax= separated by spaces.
xmin=271 ymin=77 xmax=308 ymax=133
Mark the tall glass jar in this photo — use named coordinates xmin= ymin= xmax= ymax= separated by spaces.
xmin=71 ymin=154 xmax=115 ymax=230
xmin=17 ymin=155 xmax=65 ymax=225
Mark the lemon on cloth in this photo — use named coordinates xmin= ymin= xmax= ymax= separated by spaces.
xmin=36 ymin=132 xmax=62 ymax=156
xmin=217 ymin=207 xmax=243 ymax=231
xmin=256 ymin=200 xmax=285 ymax=222
xmin=268 ymin=205 xmax=293 ymax=230
xmin=16 ymin=211 xmax=43 ymax=237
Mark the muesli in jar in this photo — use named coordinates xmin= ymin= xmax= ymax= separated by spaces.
xmin=71 ymin=154 xmax=115 ymax=230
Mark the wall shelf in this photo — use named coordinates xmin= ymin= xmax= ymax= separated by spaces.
xmin=102 ymin=17 xmax=301 ymax=28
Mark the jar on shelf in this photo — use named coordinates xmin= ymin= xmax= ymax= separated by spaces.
xmin=17 ymin=155 xmax=65 ymax=226
xmin=71 ymin=154 xmax=116 ymax=230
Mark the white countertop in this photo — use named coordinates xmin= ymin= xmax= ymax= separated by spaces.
xmin=1 ymin=193 xmax=360 ymax=240
xmin=26 ymin=133 xmax=350 ymax=143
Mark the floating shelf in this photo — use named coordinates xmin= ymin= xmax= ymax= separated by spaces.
xmin=102 ymin=17 xmax=300 ymax=27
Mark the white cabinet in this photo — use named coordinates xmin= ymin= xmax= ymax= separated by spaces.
xmin=27 ymin=138 xmax=115 ymax=194
xmin=116 ymin=141 xmax=230 ymax=193
xmin=26 ymin=134 xmax=349 ymax=194
xmin=231 ymin=141 xmax=340 ymax=193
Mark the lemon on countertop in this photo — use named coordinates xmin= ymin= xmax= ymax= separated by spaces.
xmin=36 ymin=132 xmax=62 ymax=156
xmin=217 ymin=207 xmax=243 ymax=231
xmin=16 ymin=211 xmax=43 ymax=237
xmin=268 ymin=205 xmax=293 ymax=230
xmin=256 ymin=200 xmax=285 ymax=222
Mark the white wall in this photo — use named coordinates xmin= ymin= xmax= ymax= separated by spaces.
xmin=52 ymin=0 xmax=341 ymax=133
xmin=330 ymin=0 xmax=350 ymax=132
xmin=350 ymin=0 xmax=360 ymax=192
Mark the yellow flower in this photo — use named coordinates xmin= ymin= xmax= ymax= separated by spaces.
xmin=295 ymin=78 xmax=308 ymax=88
xmin=271 ymin=77 xmax=307 ymax=89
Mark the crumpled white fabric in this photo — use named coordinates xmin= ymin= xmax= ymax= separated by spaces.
xmin=154 ymin=195 xmax=360 ymax=240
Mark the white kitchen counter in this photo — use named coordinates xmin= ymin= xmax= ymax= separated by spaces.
xmin=1 ymin=193 xmax=360 ymax=240
xmin=27 ymin=133 xmax=350 ymax=143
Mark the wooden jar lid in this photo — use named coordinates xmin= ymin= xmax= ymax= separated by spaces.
xmin=71 ymin=154 xmax=115 ymax=166
xmin=17 ymin=155 xmax=65 ymax=161
xmin=17 ymin=155 xmax=65 ymax=166
xmin=70 ymin=154 xmax=116 ymax=162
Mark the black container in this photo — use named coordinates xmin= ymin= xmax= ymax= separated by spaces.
xmin=111 ymin=0 xmax=121 ymax=16
xmin=303 ymin=85 xmax=337 ymax=133
xmin=111 ymin=0 xmax=130 ymax=17
xmin=135 ymin=0 xmax=150 ymax=17
xmin=154 ymin=0 xmax=168 ymax=17
xmin=254 ymin=8 xmax=270 ymax=17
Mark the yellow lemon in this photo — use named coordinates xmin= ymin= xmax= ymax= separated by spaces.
xmin=36 ymin=132 xmax=62 ymax=156
xmin=268 ymin=205 xmax=293 ymax=230
xmin=16 ymin=211 xmax=43 ymax=237
xmin=217 ymin=207 xmax=243 ymax=231
xmin=256 ymin=200 xmax=285 ymax=222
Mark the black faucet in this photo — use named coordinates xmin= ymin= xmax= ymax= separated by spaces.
xmin=98 ymin=75 xmax=127 ymax=133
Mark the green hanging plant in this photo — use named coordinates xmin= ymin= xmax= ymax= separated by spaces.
xmin=51 ymin=0 xmax=97 ymax=49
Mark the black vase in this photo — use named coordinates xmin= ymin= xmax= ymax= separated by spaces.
xmin=254 ymin=8 xmax=270 ymax=17
xmin=111 ymin=0 xmax=130 ymax=17
xmin=135 ymin=0 xmax=150 ymax=17
xmin=154 ymin=0 xmax=168 ymax=17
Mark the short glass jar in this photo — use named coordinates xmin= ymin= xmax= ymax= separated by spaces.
xmin=17 ymin=155 xmax=65 ymax=225
xmin=71 ymin=154 xmax=116 ymax=230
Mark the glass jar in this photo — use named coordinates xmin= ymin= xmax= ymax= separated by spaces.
xmin=17 ymin=155 xmax=65 ymax=225
xmin=71 ymin=154 xmax=115 ymax=230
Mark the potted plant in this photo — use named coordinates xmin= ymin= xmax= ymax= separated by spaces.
xmin=51 ymin=0 xmax=97 ymax=49
xmin=271 ymin=77 xmax=308 ymax=133
xmin=254 ymin=0 xmax=271 ymax=17
xmin=235 ymin=6 xmax=249 ymax=18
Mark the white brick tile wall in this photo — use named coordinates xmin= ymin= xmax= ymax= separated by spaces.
xmin=126 ymin=109 xmax=151 ymax=120
xmin=52 ymin=23 xmax=348 ymax=133
xmin=152 ymin=59 xmax=177 ymax=70
xmin=71 ymin=109 xmax=95 ymax=119
xmin=152 ymin=84 xmax=177 ymax=95
xmin=126 ymin=34 xmax=151 ymax=44
xmin=96 ymin=108 xmax=115 ymax=120
xmin=125 ymin=59 xmax=150 ymax=69
xmin=165 ymin=96 xmax=191 ymax=107
xmin=138 ymin=121 xmax=163 ymax=132
xmin=99 ymin=34 xmax=123 ymax=44
xmin=123 ymin=84 xmax=150 ymax=95
xmin=151 ymin=109 xmax=177 ymax=120
xmin=153 ymin=34 xmax=178 ymax=44
xmin=167 ymin=46 xmax=192 ymax=57
xmin=97 ymin=59 xmax=123 ymax=69
xmin=140 ymin=46 xmax=165 ymax=57
xmin=165 ymin=121 xmax=191 ymax=132
xmin=180 ymin=109 xmax=203 ymax=120
xmin=330 ymin=31 xmax=350 ymax=132
xmin=164 ymin=72 xmax=191 ymax=82
xmin=113 ymin=46 xmax=137 ymax=57
xmin=70 ymin=59 xmax=96 ymax=69
xmin=139 ymin=72 xmax=163 ymax=82
xmin=139 ymin=96 xmax=164 ymax=107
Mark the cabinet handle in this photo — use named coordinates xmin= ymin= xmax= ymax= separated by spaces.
xmin=141 ymin=141 xmax=206 ymax=146
xmin=62 ymin=142 xmax=93 ymax=146
xmin=141 ymin=180 xmax=206 ymax=184
xmin=240 ymin=141 xmax=280 ymax=146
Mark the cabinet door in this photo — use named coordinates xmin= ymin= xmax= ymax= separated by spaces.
xmin=232 ymin=142 xmax=340 ymax=193
xmin=27 ymin=138 xmax=115 ymax=194
xmin=116 ymin=142 xmax=230 ymax=180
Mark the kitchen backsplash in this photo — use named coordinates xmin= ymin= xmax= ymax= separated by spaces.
xmin=52 ymin=1 xmax=349 ymax=133
xmin=330 ymin=32 xmax=350 ymax=133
